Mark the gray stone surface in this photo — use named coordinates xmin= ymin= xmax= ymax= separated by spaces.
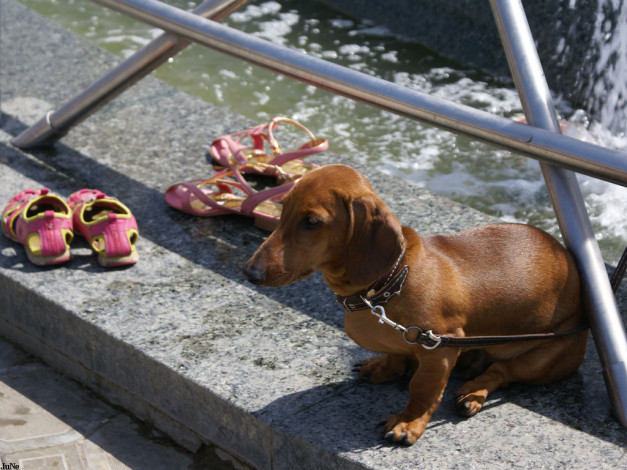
xmin=1 ymin=1 xmax=626 ymax=468
xmin=0 ymin=340 xmax=195 ymax=469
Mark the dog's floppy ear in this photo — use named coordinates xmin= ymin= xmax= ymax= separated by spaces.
xmin=344 ymin=195 xmax=404 ymax=287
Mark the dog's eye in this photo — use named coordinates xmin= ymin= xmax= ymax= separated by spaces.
xmin=302 ymin=216 xmax=323 ymax=230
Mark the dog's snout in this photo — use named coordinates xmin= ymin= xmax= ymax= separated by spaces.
xmin=243 ymin=263 xmax=266 ymax=285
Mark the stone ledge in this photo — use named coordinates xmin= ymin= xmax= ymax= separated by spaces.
xmin=1 ymin=1 xmax=626 ymax=468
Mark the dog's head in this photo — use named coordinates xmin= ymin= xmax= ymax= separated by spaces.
xmin=243 ymin=164 xmax=404 ymax=294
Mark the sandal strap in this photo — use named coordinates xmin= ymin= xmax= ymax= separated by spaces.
xmin=212 ymin=135 xmax=256 ymax=166
xmin=241 ymin=181 xmax=294 ymax=216
xmin=2 ymin=189 xmax=47 ymax=240
xmin=18 ymin=210 xmax=72 ymax=256
xmin=267 ymin=117 xmax=316 ymax=151
xmin=268 ymin=137 xmax=329 ymax=167
xmin=204 ymin=166 xmax=292 ymax=215
xmin=4 ymin=189 xmax=73 ymax=257
xmin=169 ymin=168 xmax=293 ymax=218
xmin=210 ymin=117 xmax=327 ymax=170
xmin=67 ymin=188 xmax=108 ymax=211
xmin=2 ymin=200 xmax=24 ymax=241
xmin=68 ymin=189 xmax=139 ymax=259
xmin=211 ymin=122 xmax=273 ymax=167
xmin=264 ymin=117 xmax=327 ymax=166
xmin=171 ymin=180 xmax=238 ymax=215
xmin=86 ymin=212 xmax=137 ymax=258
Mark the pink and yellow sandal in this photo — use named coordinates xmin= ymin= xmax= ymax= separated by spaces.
xmin=165 ymin=167 xmax=290 ymax=231
xmin=68 ymin=189 xmax=139 ymax=267
xmin=210 ymin=116 xmax=328 ymax=182
xmin=1 ymin=189 xmax=73 ymax=266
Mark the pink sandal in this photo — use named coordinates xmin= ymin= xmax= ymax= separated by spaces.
xmin=1 ymin=189 xmax=73 ymax=266
xmin=210 ymin=117 xmax=328 ymax=182
xmin=68 ymin=189 xmax=139 ymax=267
xmin=165 ymin=167 xmax=291 ymax=231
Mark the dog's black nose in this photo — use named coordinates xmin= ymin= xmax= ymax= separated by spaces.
xmin=243 ymin=264 xmax=265 ymax=285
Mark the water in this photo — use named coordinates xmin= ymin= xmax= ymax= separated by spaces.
xmin=587 ymin=0 xmax=627 ymax=134
xmin=17 ymin=0 xmax=627 ymax=265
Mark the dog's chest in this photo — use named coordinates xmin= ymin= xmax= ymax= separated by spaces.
xmin=344 ymin=309 xmax=414 ymax=355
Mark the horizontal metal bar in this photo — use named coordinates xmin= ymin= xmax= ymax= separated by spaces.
xmin=11 ymin=0 xmax=249 ymax=149
xmin=90 ymin=0 xmax=627 ymax=187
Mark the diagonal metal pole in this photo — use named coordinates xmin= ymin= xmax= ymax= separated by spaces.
xmin=11 ymin=0 xmax=249 ymax=149
xmin=490 ymin=0 xmax=627 ymax=426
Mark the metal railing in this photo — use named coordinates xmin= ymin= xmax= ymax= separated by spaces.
xmin=11 ymin=0 xmax=627 ymax=426
xmin=491 ymin=0 xmax=627 ymax=427
xmin=12 ymin=0 xmax=250 ymax=149
xmin=14 ymin=0 xmax=627 ymax=187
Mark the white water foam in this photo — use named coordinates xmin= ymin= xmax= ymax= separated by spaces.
xmin=588 ymin=0 xmax=627 ymax=134
xmin=566 ymin=113 xmax=627 ymax=246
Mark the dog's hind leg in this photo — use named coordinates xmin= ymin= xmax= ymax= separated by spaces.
xmin=454 ymin=332 xmax=588 ymax=417
xmin=455 ymin=350 xmax=493 ymax=380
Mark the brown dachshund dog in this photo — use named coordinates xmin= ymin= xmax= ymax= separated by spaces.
xmin=243 ymin=164 xmax=588 ymax=445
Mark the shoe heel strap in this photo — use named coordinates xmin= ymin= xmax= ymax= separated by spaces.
xmin=241 ymin=182 xmax=294 ymax=216
xmin=90 ymin=213 xmax=137 ymax=258
xmin=24 ymin=210 xmax=72 ymax=256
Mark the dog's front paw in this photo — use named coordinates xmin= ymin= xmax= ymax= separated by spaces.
xmin=358 ymin=354 xmax=410 ymax=384
xmin=383 ymin=414 xmax=428 ymax=446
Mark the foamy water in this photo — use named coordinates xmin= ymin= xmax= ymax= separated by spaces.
xmin=19 ymin=0 xmax=627 ymax=264
xmin=588 ymin=0 xmax=627 ymax=134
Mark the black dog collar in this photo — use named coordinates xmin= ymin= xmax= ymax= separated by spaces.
xmin=336 ymin=254 xmax=409 ymax=312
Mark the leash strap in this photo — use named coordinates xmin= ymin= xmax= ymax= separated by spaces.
xmin=402 ymin=324 xmax=589 ymax=349
xmin=358 ymin=293 xmax=589 ymax=350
